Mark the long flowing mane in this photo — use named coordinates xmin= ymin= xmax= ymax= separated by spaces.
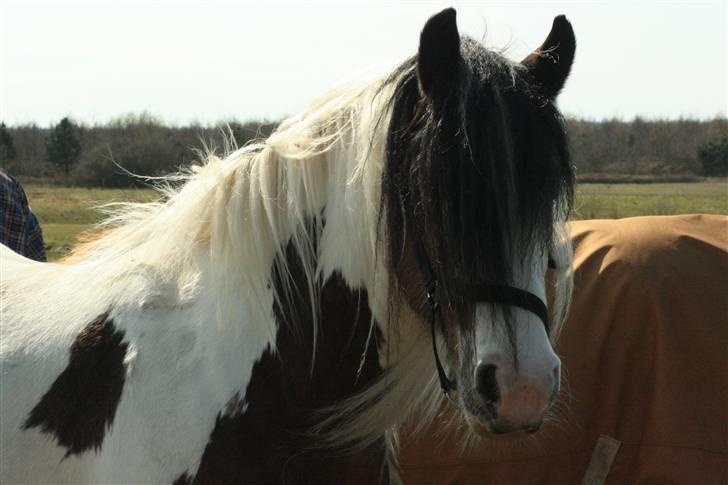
xmin=62 ymin=75 xmax=392 ymax=332
xmin=57 ymin=41 xmax=574 ymax=451
xmin=1 ymin=9 xmax=579 ymax=483
xmin=312 ymin=50 xmax=575 ymax=451
xmin=42 ymin=30 xmax=575 ymax=469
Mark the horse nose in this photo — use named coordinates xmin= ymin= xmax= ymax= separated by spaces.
xmin=474 ymin=360 xmax=559 ymax=427
xmin=475 ymin=363 xmax=500 ymax=404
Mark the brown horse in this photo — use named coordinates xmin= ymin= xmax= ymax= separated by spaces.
xmin=399 ymin=214 xmax=728 ymax=484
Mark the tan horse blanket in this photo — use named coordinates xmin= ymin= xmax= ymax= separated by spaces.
xmin=398 ymin=214 xmax=728 ymax=484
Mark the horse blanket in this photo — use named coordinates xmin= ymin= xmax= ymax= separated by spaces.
xmin=398 ymin=214 xmax=728 ymax=484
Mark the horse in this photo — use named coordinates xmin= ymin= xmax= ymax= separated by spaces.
xmin=0 ymin=8 xmax=576 ymax=483
xmin=397 ymin=214 xmax=728 ymax=483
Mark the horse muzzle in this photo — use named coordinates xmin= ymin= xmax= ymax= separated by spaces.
xmin=462 ymin=359 xmax=559 ymax=437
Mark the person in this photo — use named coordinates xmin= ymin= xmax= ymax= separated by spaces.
xmin=0 ymin=169 xmax=46 ymax=261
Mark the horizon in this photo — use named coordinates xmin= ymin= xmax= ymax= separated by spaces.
xmin=3 ymin=112 xmax=727 ymax=129
xmin=2 ymin=1 xmax=726 ymax=126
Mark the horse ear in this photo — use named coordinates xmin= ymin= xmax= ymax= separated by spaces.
xmin=522 ymin=15 xmax=576 ymax=99
xmin=417 ymin=8 xmax=462 ymax=99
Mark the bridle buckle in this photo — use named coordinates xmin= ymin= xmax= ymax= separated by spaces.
xmin=425 ymin=279 xmax=439 ymax=311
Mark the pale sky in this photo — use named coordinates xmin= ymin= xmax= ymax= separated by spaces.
xmin=1 ymin=0 xmax=726 ymax=126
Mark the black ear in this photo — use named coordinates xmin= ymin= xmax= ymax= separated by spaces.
xmin=522 ymin=15 xmax=576 ymax=99
xmin=417 ymin=8 xmax=462 ymax=99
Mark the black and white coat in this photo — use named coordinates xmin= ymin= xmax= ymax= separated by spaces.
xmin=0 ymin=9 xmax=576 ymax=483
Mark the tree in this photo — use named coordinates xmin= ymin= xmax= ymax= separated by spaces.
xmin=0 ymin=122 xmax=17 ymax=163
xmin=698 ymin=137 xmax=728 ymax=177
xmin=46 ymin=117 xmax=81 ymax=175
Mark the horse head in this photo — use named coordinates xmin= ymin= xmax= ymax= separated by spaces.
xmin=381 ymin=8 xmax=576 ymax=437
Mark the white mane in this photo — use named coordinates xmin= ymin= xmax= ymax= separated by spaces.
xmin=64 ymin=74 xmax=397 ymax=338
xmin=60 ymin=64 xmax=574 ymax=448
xmin=2 ymin=63 xmax=573 ymax=475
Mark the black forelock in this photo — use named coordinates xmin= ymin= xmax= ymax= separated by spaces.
xmin=381 ymin=36 xmax=574 ymax=315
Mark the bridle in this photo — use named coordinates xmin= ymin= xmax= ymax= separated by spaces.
xmin=410 ymin=232 xmax=553 ymax=398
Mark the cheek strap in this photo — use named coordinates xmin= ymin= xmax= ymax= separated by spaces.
xmin=427 ymin=280 xmax=457 ymax=397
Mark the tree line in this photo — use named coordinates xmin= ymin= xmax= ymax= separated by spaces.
xmin=1 ymin=114 xmax=726 ymax=187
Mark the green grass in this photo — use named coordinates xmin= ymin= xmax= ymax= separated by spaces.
xmin=41 ymin=223 xmax=94 ymax=261
xmin=26 ymin=186 xmax=158 ymax=225
xmin=23 ymin=182 xmax=727 ymax=261
xmin=574 ymin=182 xmax=728 ymax=219
xmin=25 ymin=185 xmax=157 ymax=260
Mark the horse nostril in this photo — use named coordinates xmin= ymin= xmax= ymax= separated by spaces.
xmin=475 ymin=363 xmax=500 ymax=404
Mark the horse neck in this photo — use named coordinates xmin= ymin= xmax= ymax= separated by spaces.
xmin=197 ymin=90 xmax=391 ymax=333
xmin=262 ymin=90 xmax=396 ymax=324
xmin=61 ymin=80 xmax=393 ymax=346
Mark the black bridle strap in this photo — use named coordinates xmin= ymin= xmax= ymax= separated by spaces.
xmin=405 ymin=204 xmax=550 ymax=396
xmin=429 ymin=292 xmax=457 ymax=395
xmin=410 ymin=227 xmax=457 ymax=395
xmin=471 ymin=284 xmax=550 ymax=337
xmin=412 ymin=243 xmax=552 ymax=396
xmin=428 ymin=283 xmax=551 ymax=396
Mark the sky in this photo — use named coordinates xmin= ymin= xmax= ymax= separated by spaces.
xmin=1 ymin=0 xmax=726 ymax=126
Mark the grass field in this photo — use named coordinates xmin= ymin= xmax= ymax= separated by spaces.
xmin=572 ymin=182 xmax=728 ymax=219
xmin=25 ymin=185 xmax=158 ymax=260
xmin=24 ymin=182 xmax=727 ymax=261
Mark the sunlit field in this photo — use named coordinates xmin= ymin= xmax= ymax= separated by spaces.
xmin=573 ymin=181 xmax=727 ymax=219
xmin=25 ymin=185 xmax=157 ymax=261
xmin=24 ymin=182 xmax=727 ymax=261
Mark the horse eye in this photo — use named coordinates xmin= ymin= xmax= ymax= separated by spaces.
xmin=547 ymin=256 xmax=558 ymax=270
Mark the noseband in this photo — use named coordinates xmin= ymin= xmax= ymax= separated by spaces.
xmin=412 ymin=237 xmax=552 ymax=397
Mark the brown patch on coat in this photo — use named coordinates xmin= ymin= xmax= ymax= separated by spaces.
xmin=23 ymin=313 xmax=129 ymax=457
xmin=183 ymin=232 xmax=388 ymax=484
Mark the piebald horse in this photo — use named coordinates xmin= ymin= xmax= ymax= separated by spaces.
xmin=0 ymin=9 xmax=576 ymax=483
